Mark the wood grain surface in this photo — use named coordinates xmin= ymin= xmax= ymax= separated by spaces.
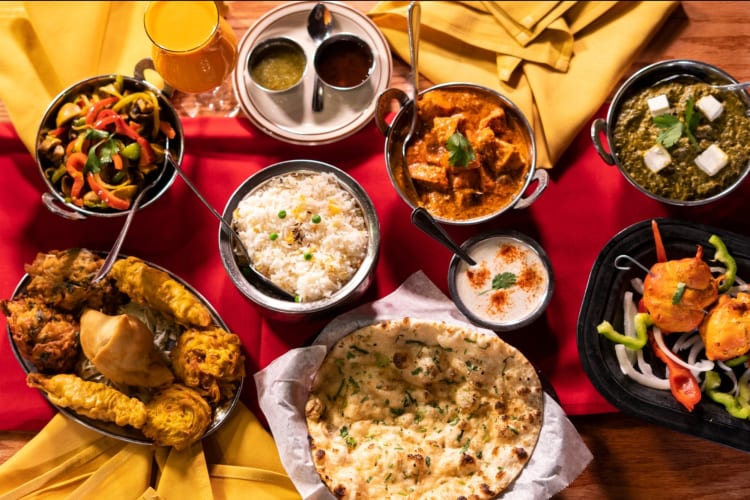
xmin=3 ymin=3 xmax=750 ymax=499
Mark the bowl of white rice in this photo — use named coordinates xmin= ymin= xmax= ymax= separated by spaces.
xmin=219 ymin=160 xmax=380 ymax=321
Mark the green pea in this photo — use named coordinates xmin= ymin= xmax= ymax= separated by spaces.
xmin=304 ymin=252 xmax=312 ymax=261
xmin=269 ymin=232 xmax=278 ymax=241
xmin=278 ymin=210 xmax=287 ymax=219
xmin=311 ymin=214 xmax=322 ymax=224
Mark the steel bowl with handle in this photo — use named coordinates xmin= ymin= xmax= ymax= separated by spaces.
xmin=591 ymin=59 xmax=750 ymax=206
xmin=35 ymin=74 xmax=184 ymax=220
xmin=375 ymin=82 xmax=547 ymax=226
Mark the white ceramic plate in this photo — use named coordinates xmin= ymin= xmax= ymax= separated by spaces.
xmin=232 ymin=1 xmax=393 ymax=145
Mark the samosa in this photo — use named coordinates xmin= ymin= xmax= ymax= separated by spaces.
xmin=80 ymin=308 xmax=174 ymax=387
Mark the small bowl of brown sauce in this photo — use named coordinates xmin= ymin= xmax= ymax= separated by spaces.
xmin=314 ymin=33 xmax=375 ymax=91
xmin=247 ymin=37 xmax=307 ymax=93
xmin=448 ymin=230 xmax=554 ymax=332
xmin=592 ymin=59 xmax=750 ymax=206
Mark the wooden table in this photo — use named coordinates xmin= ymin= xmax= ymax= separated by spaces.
xmin=2 ymin=2 xmax=750 ymax=498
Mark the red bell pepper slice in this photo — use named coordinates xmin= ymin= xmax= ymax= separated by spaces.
xmin=85 ymin=96 xmax=118 ymax=125
xmin=65 ymin=152 xmax=87 ymax=203
xmin=648 ymin=331 xmax=702 ymax=412
xmin=651 ymin=219 xmax=667 ymax=263
xmin=86 ymin=172 xmax=131 ymax=210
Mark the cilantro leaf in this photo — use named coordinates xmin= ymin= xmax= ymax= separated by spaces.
xmin=653 ymin=114 xmax=683 ymax=148
xmin=478 ymin=272 xmax=517 ymax=295
xmin=446 ymin=131 xmax=476 ymax=167
xmin=84 ymin=135 xmax=118 ymax=174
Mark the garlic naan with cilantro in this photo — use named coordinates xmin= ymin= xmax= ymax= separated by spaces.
xmin=305 ymin=317 xmax=543 ymax=499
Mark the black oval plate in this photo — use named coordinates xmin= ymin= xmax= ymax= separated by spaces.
xmin=577 ymin=218 xmax=750 ymax=452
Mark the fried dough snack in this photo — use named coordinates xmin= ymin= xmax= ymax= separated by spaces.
xmin=1 ymin=297 xmax=79 ymax=373
xmin=27 ymin=373 xmax=147 ymax=429
xmin=80 ymin=308 xmax=174 ymax=387
xmin=643 ymin=246 xmax=719 ymax=333
xmin=699 ymin=292 xmax=750 ymax=360
xmin=142 ymin=384 xmax=212 ymax=450
xmin=109 ymin=256 xmax=212 ymax=327
xmin=23 ymin=248 xmax=117 ymax=312
xmin=171 ymin=327 xmax=245 ymax=404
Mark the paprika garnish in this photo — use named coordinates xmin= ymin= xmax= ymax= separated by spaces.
xmin=648 ymin=331 xmax=702 ymax=412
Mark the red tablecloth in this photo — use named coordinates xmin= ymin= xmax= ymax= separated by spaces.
xmin=3 ymin=110 xmax=750 ymax=431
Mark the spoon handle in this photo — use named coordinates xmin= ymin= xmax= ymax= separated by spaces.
xmin=91 ymin=169 xmax=165 ymax=284
xmin=411 ymin=207 xmax=477 ymax=266
xmin=714 ymin=81 xmax=750 ymax=92
xmin=164 ymin=152 xmax=296 ymax=301
xmin=312 ymin=76 xmax=324 ymax=112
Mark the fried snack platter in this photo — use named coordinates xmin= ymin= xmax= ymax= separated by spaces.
xmin=305 ymin=317 xmax=544 ymax=499
xmin=578 ymin=219 xmax=750 ymax=451
xmin=2 ymin=249 xmax=244 ymax=448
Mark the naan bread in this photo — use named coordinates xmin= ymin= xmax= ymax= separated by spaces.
xmin=306 ymin=318 xmax=543 ymax=499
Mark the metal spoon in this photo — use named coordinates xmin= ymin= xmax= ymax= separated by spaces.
xmin=411 ymin=207 xmax=477 ymax=266
xmin=308 ymin=2 xmax=333 ymax=112
xmin=162 ymin=148 xmax=296 ymax=301
xmin=401 ymin=1 xmax=421 ymax=202
xmin=91 ymin=158 xmax=169 ymax=284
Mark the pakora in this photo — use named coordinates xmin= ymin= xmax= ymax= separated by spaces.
xmin=142 ymin=384 xmax=212 ymax=450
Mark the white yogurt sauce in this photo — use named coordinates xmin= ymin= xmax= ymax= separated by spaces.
xmin=454 ymin=236 xmax=550 ymax=326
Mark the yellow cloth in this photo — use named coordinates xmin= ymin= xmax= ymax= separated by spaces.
xmin=368 ymin=1 xmax=679 ymax=168
xmin=0 ymin=1 xmax=152 ymax=153
xmin=0 ymin=403 xmax=300 ymax=499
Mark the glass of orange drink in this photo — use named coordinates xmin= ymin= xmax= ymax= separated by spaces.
xmin=144 ymin=1 xmax=238 ymax=113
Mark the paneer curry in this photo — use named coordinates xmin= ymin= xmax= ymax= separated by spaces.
xmin=402 ymin=88 xmax=532 ymax=221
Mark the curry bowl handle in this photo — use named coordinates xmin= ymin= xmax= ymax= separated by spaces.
xmin=375 ymin=87 xmax=410 ymax=136
xmin=591 ymin=118 xmax=616 ymax=165
xmin=41 ymin=193 xmax=87 ymax=220
xmin=513 ymin=169 xmax=549 ymax=210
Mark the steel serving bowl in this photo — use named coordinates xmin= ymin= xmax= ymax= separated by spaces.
xmin=448 ymin=230 xmax=554 ymax=332
xmin=219 ymin=159 xmax=380 ymax=322
xmin=591 ymin=59 xmax=750 ymax=206
xmin=35 ymin=74 xmax=184 ymax=220
xmin=375 ymin=82 xmax=547 ymax=226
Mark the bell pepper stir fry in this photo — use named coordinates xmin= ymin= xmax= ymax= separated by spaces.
xmin=37 ymin=76 xmax=176 ymax=211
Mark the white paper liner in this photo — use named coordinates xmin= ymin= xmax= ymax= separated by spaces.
xmin=255 ymin=270 xmax=593 ymax=499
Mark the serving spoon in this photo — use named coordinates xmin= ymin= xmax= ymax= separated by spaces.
xmin=400 ymin=1 xmax=421 ymax=200
xmin=308 ymin=2 xmax=333 ymax=112
xmin=411 ymin=207 xmax=477 ymax=266
xmin=161 ymin=148 xmax=296 ymax=301
xmin=91 ymin=158 xmax=170 ymax=284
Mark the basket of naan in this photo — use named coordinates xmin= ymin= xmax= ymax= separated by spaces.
xmin=1 ymin=248 xmax=244 ymax=450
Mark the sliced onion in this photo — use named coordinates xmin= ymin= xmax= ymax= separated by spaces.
xmin=615 ymin=344 xmax=670 ymax=390
xmin=653 ymin=328 xmax=714 ymax=372
xmin=630 ymin=277 xmax=644 ymax=295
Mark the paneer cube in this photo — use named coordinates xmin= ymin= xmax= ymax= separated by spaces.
xmin=643 ymin=144 xmax=672 ymax=173
xmin=696 ymin=95 xmax=724 ymax=121
xmin=694 ymin=144 xmax=729 ymax=176
xmin=647 ymin=94 xmax=671 ymax=116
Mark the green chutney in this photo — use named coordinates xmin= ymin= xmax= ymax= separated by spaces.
xmin=249 ymin=43 xmax=306 ymax=92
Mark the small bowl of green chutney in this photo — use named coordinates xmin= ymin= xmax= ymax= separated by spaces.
xmin=247 ymin=37 xmax=307 ymax=93
xmin=592 ymin=59 xmax=750 ymax=206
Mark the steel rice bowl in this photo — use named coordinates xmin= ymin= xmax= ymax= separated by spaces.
xmin=219 ymin=160 xmax=380 ymax=322
xmin=35 ymin=74 xmax=184 ymax=220
xmin=591 ymin=59 xmax=750 ymax=206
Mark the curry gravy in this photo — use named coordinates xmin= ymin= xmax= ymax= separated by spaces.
xmin=403 ymin=88 xmax=532 ymax=221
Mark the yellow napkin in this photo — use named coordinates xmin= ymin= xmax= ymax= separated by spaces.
xmin=0 ymin=403 xmax=300 ymax=499
xmin=368 ymin=1 xmax=679 ymax=168
xmin=0 ymin=1 xmax=152 ymax=153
